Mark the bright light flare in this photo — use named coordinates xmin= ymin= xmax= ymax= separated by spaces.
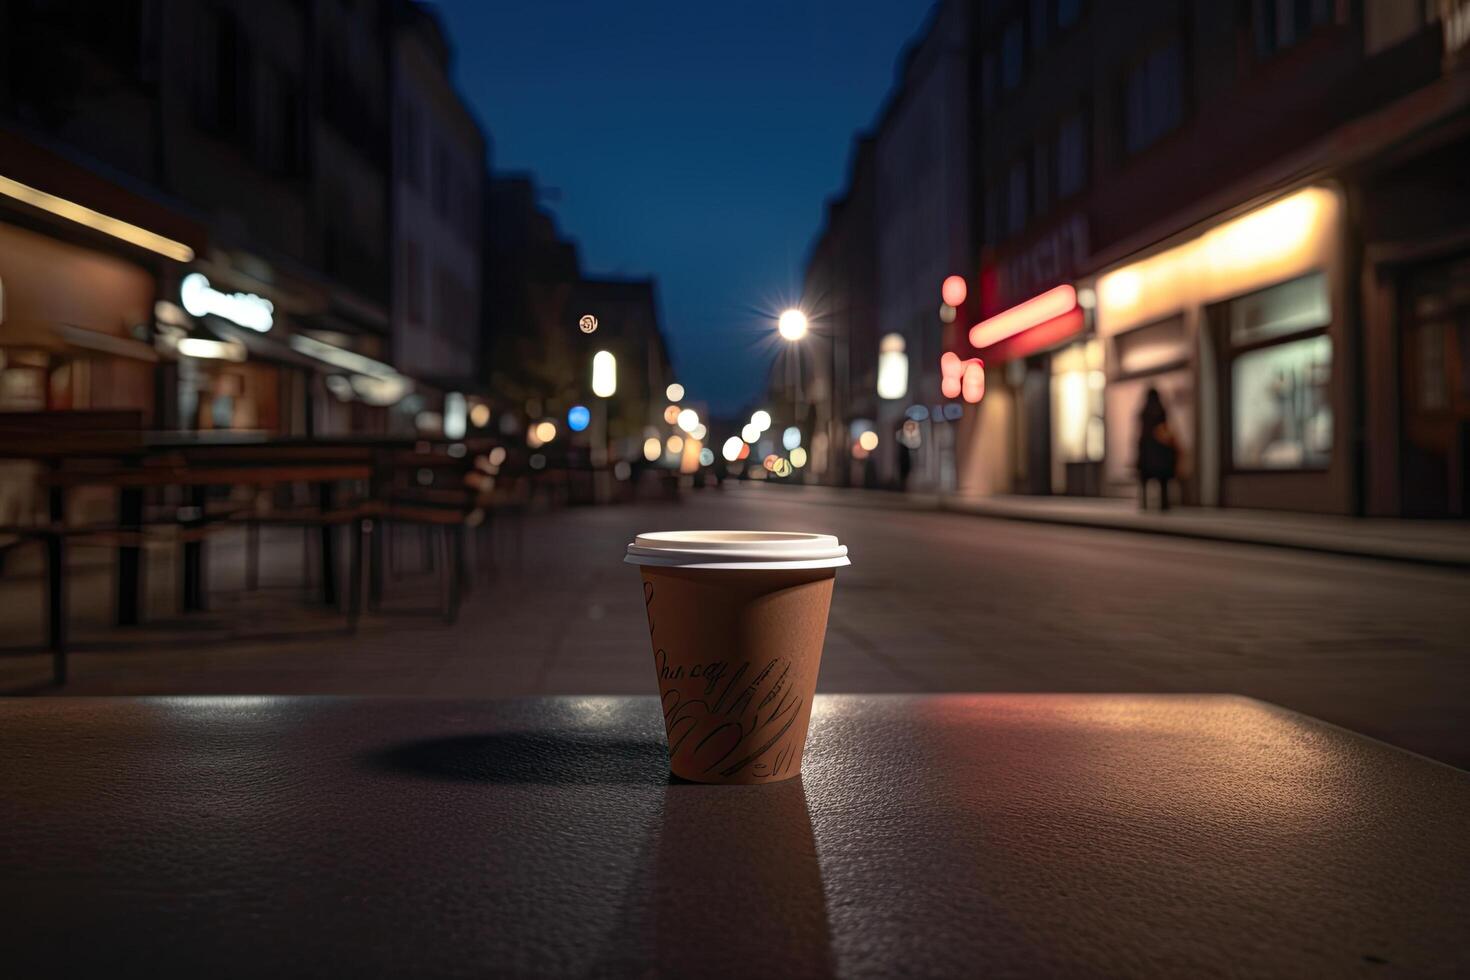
xmin=741 ymin=423 xmax=760 ymax=443
xmin=858 ymin=430 xmax=879 ymax=452
xmin=676 ymin=408 xmax=700 ymax=433
xmin=665 ymin=383 xmax=685 ymax=401
xmin=534 ymin=421 xmax=558 ymax=444
xmin=750 ymin=410 xmax=771 ymax=432
xmin=777 ymin=309 xmax=808 ymax=341
xmin=643 ymin=437 xmax=661 ymax=462
xmin=721 ymin=436 xmax=743 ymax=462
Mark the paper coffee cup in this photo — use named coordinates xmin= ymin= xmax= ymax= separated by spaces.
xmin=626 ymin=531 xmax=848 ymax=784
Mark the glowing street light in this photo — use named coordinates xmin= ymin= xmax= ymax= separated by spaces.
xmin=777 ymin=308 xmax=808 ymax=341
xmin=591 ymin=350 xmax=617 ymax=398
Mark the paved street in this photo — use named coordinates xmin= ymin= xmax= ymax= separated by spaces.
xmin=3 ymin=484 xmax=1468 ymax=769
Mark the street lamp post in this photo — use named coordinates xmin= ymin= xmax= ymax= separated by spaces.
xmin=777 ymin=309 xmax=808 ymax=450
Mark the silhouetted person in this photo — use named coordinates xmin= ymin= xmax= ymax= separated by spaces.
xmin=1137 ymin=387 xmax=1176 ymax=511
xmin=897 ymin=439 xmax=913 ymax=490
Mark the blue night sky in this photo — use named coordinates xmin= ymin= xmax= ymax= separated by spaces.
xmin=432 ymin=1 xmax=937 ymax=415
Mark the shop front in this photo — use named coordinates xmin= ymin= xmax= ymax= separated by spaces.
xmin=1089 ymin=185 xmax=1348 ymax=513
xmin=953 ymin=283 xmax=1093 ymax=497
xmin=0 ymin=219 xmax=158 ymax=416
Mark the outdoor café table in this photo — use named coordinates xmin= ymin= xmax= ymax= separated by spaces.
xmin=2 ymin=694 xmax=1466 ymax=977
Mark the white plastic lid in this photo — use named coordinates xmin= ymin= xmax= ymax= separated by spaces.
xmin=624 ymin=530 xmax=850 ymax=570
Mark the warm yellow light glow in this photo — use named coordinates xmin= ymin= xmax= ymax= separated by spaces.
xmin=722 ymin=436 xmax=743 ymax=462
xmin=790 ymin=446 xmax=808 ymax=468
xmin=591 ymin=350 xmax=617 ymax=397
xmin=858 ymin=430 xmax=879 ymax=452
xmin=488 ymin=447 xmax=507 ymax=466
xmin=741 ymin=423 xmax=760 ymax=443
xmin=689 ymin=423 xmax=707 ymax=441
xmin=176 ymin=337 xmax=245 ymax=361
xmin=665 ymin=383 xmax=685 ymax=401
xmin=1096 ymin=186 xmax=1338 ymax=335
xmin=676 ymin=408 xmax=700 ymax=433
xmin=679 ymin=438 xmax=702 ymax=475
xmin=750 ymin=410 xmax=772 ymax=432
xmin=534 ymin=421 xmax=557 ymax=444
xmin=663 ymin=404 xmax=681 ymax=424
xmin=778 ymin=309 xmax=808 ymax=341
xmin=666 ymin=434 xmax=684 ymax=455
xmin=877 ymin=333 xmax=908 ymax=400
xmin=469 ymin=403 xmax=491 ymax=427
xmin=643 ymin=437 xmax=661 ymax=461
xmin=0 ymin=173 xmax=195 ymax=262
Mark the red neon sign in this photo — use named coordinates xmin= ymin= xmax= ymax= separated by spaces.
xmin=968 ymin=284 xmax=1078 ymax=350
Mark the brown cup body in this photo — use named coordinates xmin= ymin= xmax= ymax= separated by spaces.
xmin=638 ymin=564 xmax=835 ymax=784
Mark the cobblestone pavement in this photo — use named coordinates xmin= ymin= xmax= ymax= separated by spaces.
xmin=3 ymin=484 xmax=1468 ymax=769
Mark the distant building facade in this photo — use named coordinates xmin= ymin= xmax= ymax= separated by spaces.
xmin=389 ymin=1 xmax=485 ymax=401
xmin=956 ymin=0 xmax=1470 ymax=516
xmin=0 ymin=0 xmax=407 ymax=438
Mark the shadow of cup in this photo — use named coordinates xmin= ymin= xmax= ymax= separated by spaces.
xmin=641 ymin=776 xmax=836 ymax=977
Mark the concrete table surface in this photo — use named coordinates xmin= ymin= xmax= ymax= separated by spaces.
xmin=1 ymin=694 xmax=1467 ymax=978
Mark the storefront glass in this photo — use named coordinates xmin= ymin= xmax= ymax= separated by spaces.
xmin=1224 ymin=272 xmax=1333 ymax=470
xmin=1232 ymin=333 xmax=1332 ymax=469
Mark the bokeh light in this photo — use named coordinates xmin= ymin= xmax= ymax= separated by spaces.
xmin=782 ymin=426 xmax=801 ymax=450
xmin=488 ymin=447 xmax=507 ymax=466
xmin=858 ymin=430 xmax=879 ymax=451
xmin=666 ymin=434 xmax=684 ymax=455
xmin=699 ymin=447 xmax=714 ymax=466
xmin=567 ymin=405 xmax=590 ymax=432
xmin=643 ymin=437 xmax=661 ymax=461
xmin=690 ymin=423 xmax=707 ymax=441
xmin=790 ymin=446 xmax=808 ymax=468
xmin=665 ymin=382 xmax=685 ymax=401
xmin=750 ymin=410 xmax=772 ymax=432
xmin=469 ymin=403 xmax=491 ymax=427
xmin=663 ymin=404 xmax=681 ymax=425
xmin=741 ymin=423 xmax=760 ymax=443
xmin=721 ymin=436 xmax=743 ymax=462
xmin=676 ymin=408 xmax=700 ymax=433
xmin=534 ymin=420 xmax=557 ymax=444
xmin=941 ymin=274 xmax=968 ymax=307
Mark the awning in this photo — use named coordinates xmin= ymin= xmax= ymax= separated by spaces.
xmin=0 ymin=319 xmax=158 ymax=361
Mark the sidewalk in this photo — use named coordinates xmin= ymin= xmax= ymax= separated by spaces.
xmin=738 ymin=483 xmax=1470 ymax=569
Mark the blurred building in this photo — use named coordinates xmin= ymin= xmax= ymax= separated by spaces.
xmin=949 ymin=0 xmax=1470 ymax=517
xmin=483 ymin=175 xmax=673 ymax=467
xmin=787 ymin=0 xmax=972 ymax=491
xmin=0 ymin=0 xmax=413 ymax=437
xmin=799 ymin=137 xmax=880 ymax=487
xmin=389 ymin=1 xmax=485 ymax=421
